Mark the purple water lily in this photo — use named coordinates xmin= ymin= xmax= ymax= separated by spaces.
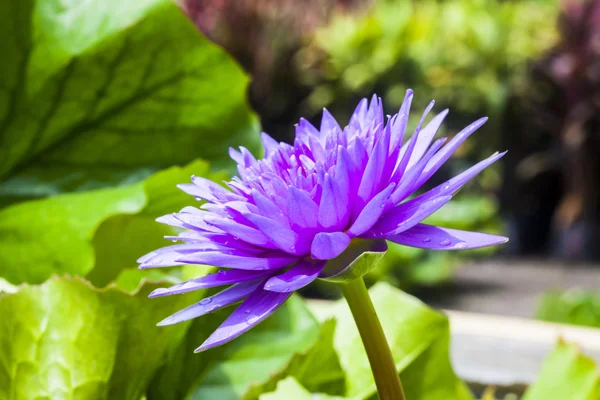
xmin=139 ymin=91 xmax=507 ymax=352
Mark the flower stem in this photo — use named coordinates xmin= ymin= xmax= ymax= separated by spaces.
xmin=340 ymin=277 xmax=406 ymax=400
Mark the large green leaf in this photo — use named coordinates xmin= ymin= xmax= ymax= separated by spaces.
xmin=243 ymin=319 xmax=346 ymax=399
xmin=181 ymin=296 xmax=321 ymax=400
xmin=321 ymin=282 xmax=473 ymax=400
xmin=0 ymin=0 xmax=259 ymax=203
xmin=258 ymin=377 xmax=346 ymax=400
xmin=0 ymin=159 xmax=223 ymax=285
xmin=523 ymin=340 xmax=600 ymax=400
xmin=0 ymin=276 xmax=198 ymax=400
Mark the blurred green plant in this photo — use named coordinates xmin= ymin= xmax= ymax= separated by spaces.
xmin=536 ymin=290 xmax=600 ymax=328
xmin=302 ymin=0 xmax=557 ymax=140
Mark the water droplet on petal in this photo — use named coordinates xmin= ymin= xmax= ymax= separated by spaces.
xmin=422 ymin=238 xmax=431 ymax=243
xmin=439 ymin=239 xmax=451 ymax=246
xmin=200 ymin=298 xmax=212 ymax=305
xmin=455 ymin=242 xmax=468 ymax=249
xmin=244 ymin=309 xmax=251 ymax=314
xmin=171 ymin=240 xmax=177 ymax=243
xmin=233 ymin=236 xmax=239 ymax=240
xmin=217 ymin=270 xmax=225 ymax=275
xmin=246 ymin=315 xmax=259 ymax=324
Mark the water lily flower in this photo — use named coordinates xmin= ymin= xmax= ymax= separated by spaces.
xmin=138 ymin=91 xmax=507 ymax=354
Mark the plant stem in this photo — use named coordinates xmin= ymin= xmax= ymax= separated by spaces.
xmin=340 ymin=277 xmax=406 ymax=400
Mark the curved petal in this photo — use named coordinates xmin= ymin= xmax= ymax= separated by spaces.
xmin=244 ymin=213 xmax=309 ymax=255
xmin=149 ymin=269 xmax=274 ymax=298
xmin=311 ymin=232 xmax=351 ymax=260
xmin=264 ymin=260 xmax=325 ymax=293
xmin=348 ymin=183 xmax=395 ymax=237
xmin=287 ymin=186 xmax=319 ymax=231
xmin=385 ymin=223 xmax=508 ymax=250
xmin=368 ymin=196 xmax=452 ymax=237
xmin=173 ymin=251 xmax=298 ymax=271
xmin=195 ymin=288 xmax=292 ymax=352
xmin=157 ymin=279 xmax=263 ymax=326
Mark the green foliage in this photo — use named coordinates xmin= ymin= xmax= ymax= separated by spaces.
xmin=0 ymin=0 xmax=259 ymax=205
xmin=0 ymin=160 xmax=224 ymax=285
xmin=536 ymin=291 xmax=600 ymax=328
xmin=0 ymin=277 xmax=198 ymax=400
xmin=305 ymin=0 xmax=557 ymax=129
xmin=523 ymin=340 xmax=600 ymax=400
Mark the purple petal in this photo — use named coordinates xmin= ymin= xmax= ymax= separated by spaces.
xmin=261 ymin=132 xmax=279 ymax=155
xmin=195 ymin=288 xmax=292 ymax=352
xmin=311 ymin=231 xmax=351 ymax=260
xmin=149 ymin=269 xmax=273 ymax=298
xmin=157 ymin=280 xmax=263 ymax=326
xmin=287 ymin=187 xmax=319 ymax=230
xmin=296 ymin=118 xmax=321 ymax=138
xmin=156 ymin=214 xmax=186 ymax=229
xmin=356 ymin=127 xmax=388 ymax=205
xmin=369 ymin=196 xmax=452 ymax=237
xmin=173 ymin=251 xmax=298 ymax=271
xmin=243 ymin=213 xmax=309 ymax=255
xmin=318 ymin=174 xmax=350 ymax=230
xmin=264 ymin=260 xmax=325 ymax=293
xmin=251 ymin=190 xmax=288 ymax=226
xmin=389 ymin=90 xmax=413 ymax=151
xmin=404 ymin=150 xmax=506 ymax=208
xmin=414 ymin=117 xmax=488 ymax=189
xmin=405 ymin=109 xmax=448 ymax=170
xmin=138 ymin=242 xmax=240 ymax=265
xmin=386 ymin=223 xmax=509 ymax=250
xmin=388 ymin=137 xmax=447 ymax=205
xmin=203 ymin=216 xmax=274 ymax=248
xmin=347 ymin=183 xmax=396 ymax=237
xmin=321 ymin=108 xmax=341 ymax=135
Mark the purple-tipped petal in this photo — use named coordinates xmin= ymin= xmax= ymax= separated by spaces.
xmin=203 ymin=216 xmax=274 ymax=248
xmin=157 ymin=280 xmax=263 ymax=326
xmin=405 ymin=109 xmax=448 ymax=170
xmin=414 ymin=117 xmax=488 ymax=190
xmin=243 ymin=213 xmax=308 ymax=255
xmin=321 ymin=108 xmax=341 ymax=136
xmin=369 ymin=196 xmax=452 ymax=237
xmin=404 ymin=150 xmax=507 ymax=208
xmin=195 ymin=288 xmax=292 ymax=352
xmin=287 ymin=187 xmax=319 ymax=231
xmin=264 ymin=260 xmax=325 ymax=293
xmin=318 ymin=174 xmax=350 ymax=230
xmin=149 ymin=269 xmax=273 ymax=298
xmin=386 ymin=223 xmax=509 ymax=250
xmin=348 ymin=183 xmax=396 ymax=237
xmin=311 ymin=232 xmax=351 ymax=260
xmin=173 ymin=250 xmax=298 ymax=271
xmin=261 ymin=132 xmax=279 ymax=155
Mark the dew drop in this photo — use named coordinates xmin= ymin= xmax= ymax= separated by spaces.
xmin=455 ymin=242 xmax=468 ymax=249
xmin=171 ymin=240 xmax=178 ymax=243
xmin=200 ymin=298 xmax=212 ymax=305
xmin=439 ymin=239 xmax=451 ymax=246
xmin=233 ymin=236 xmax=239 ymax=240
xmin=217 ymin=270 xmax=225 ymax=275
xmin=379 ymin=203 xmax=385 ymax=208
xmin=246 ymin=315 xmax=259 ymax=324
xmin=244 ymin=309 xmax=251 ymax=314
xmin=422 ymin=238 xmax=431 ymax=243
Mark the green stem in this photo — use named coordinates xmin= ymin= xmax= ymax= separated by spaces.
xmin=340 ymin=277 xmax=406 ymax=400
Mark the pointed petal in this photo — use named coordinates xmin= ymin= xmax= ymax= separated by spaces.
xmin=406 ymin=109 xmax=448 ymax=170
xmin=261 ymin=132 xmax=279 ymax=155
xmin=173 ymin=250 xmax=297 ymax=271
xmin=357 ymin=127 xmax=388 ymax=204
xmin=320 ymin=108 xmax=341 ymax=135
xmin=244 ymin=213 xmax=308 ymax=255
xmin=311 ymin=232 xmax=351 ymax=260
xmin=287 ymin=187 xmax=319 ymax=230
xmin=203 ymin=216 xmax=274 ymax=248
xmin=264 ymin=260 xmax=325 ymax=293
xmin=414 ymin=117 xmax=488 ymax=189
xmin=318 ymin=174 xmax=349 ymax=230
xmin=157 ymin=280 xmax=263 ymax=326
xmin=348 ymin=183 xmax=395 ymax=237
xmin=385 ymin=223 xmax=508 ymax=250
xmin=404 ymin=150 xmax=506 ymax=208
xmin=296 ymin=118 xmax=321 ymax=138
xmin=195 ymin=288 xmax=292 ymax=352
xmin=149 ymin=269 xmax=273 ymax=298
xmin=369 ymin=196 xmax=452 ymax=237
xmin=251 ymin=189 xmax=288 ymax=226
xmin=389 ymin=90 xmax=413 ymax=151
